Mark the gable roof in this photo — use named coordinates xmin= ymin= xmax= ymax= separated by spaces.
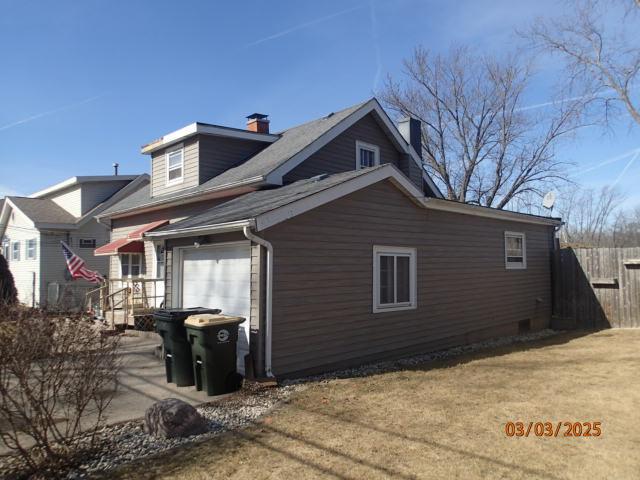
xmin=101 ymin=98 xmax=443 ymax=219
xmin=147 ymin=165 xmax=560 ymax=239
xmin=6 ymin=197 xmax=78 ymax=225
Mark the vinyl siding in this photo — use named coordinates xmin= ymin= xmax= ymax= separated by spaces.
xmin=283 ymin=113 xmax=423 ymax=190
xmin=262 ymin=179 xmax=555 ymax=377
xmin=151 ymin=137 xmax=199 ymax=197
xmin=108 ymin=199 xmax=235 ymax=282
xmin=50 ymin=185 xmax=83 ymax=217
xmin=79 ymin=180 xmax=130 ymax=215
xmin=4 ymin=207 xmax=40 ymax=306
xmin=198 ymin=135 xmax=269 ymax=184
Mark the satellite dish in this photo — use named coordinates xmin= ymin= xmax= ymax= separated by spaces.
xmin=542 ymin=191 xmax=557 ymax=210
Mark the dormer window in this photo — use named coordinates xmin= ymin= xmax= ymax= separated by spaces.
xmin=356 ymin=141 xmax=380 ymax=170
xmin=166 ymin=145 xmax=184 ymax=186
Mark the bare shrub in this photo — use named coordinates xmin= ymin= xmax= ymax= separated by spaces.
xmin=0 ymin=305 xmax=121 ymax=477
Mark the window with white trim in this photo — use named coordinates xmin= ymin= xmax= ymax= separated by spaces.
xmin=26 ymin=239 xmax=37 ymax=260
xmin=2 ymin=239 xmax=9 ymax=260
xmin=356 ymin=140 xmax=380 ymax=170
xmin=505 ymin=231 xmax=526 ymax=269
xmin=373 ymin=246 xmax=417 ymax=313
xmin=12 ymin=241 xmax=20 ymax=261
xmin=79 ymin=238 xmax=96 ymax=249
xmin=120 ymin=253 xmax=141 ymax=277
xmin=155 ymin=244 xmax=165 ymax=279
xmin=166 ymin=146 xmax=184 ymax=185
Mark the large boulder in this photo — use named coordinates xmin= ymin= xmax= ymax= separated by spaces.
xmin=144 ymin=398 xmax=209 ymax=438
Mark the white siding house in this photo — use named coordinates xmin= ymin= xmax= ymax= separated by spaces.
xmin=0 ymin=175 xmax=148 ymax=307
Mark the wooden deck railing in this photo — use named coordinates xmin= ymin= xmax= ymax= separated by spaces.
xmin=85 ymin=278 xmax=164 ymax=329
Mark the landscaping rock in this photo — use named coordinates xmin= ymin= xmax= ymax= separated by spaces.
xmin=144 ymin=398 xmax=208 ymax=438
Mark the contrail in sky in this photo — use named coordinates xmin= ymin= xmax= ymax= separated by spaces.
xmin=611 ymin=150 xmax=640 ymax=188
xmin=0 ymin=93 xmax=107 ymax=132
xmin=577 ymin=147 xmax=640 ymax=175
xmin=245 ymin=5 xmax=364 ymax=47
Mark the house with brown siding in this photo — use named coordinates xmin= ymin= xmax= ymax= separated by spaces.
xmin=96 ymin=98 xmax=560 ymax=378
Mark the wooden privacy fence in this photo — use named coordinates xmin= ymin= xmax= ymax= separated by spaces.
xmin=557 ymin=247 xmax=640 ymax=328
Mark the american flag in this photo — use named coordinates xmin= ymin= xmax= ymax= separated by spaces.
xmin=61 ymin=241 xmax=104 ymax=283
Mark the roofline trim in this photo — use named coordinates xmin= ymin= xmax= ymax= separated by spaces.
xmin=30 ymin=175 xmax=139 ymax=198
xmin=256 ymin=165 xmax=424 ymax=231
xmin=144 ymin=219 xmax=254 ymax=239
xmin=97 ymin=176 xmax=264 ymax=220
xmin=141 ymin=165 xmax=561 ymax=237
xmin=263 ymin=98 xmax=444 ymax=199
xmin=141 ymin=123 xmax=280 ymax=155
xmin=423 ymin=198 xmax=562 ymax=226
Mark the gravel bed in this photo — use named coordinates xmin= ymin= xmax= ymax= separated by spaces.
xmin=0 ymin=382 xmax=299 ymax=480
xmin=282 ymin=328 xmax=561 ymax=385
xmin=0 ymin=328 xmax=559 ymax=479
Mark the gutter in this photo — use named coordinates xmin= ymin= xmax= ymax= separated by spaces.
xmin=242 ymin=226 xmax=275 ymax=379
xmin=98 ymin=176 xmax=266 ymax=220
xmin=144 ymin=220 xmax=254 ymax=239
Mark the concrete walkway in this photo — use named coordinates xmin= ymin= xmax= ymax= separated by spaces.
xmin=107 ymin=333 xmax=224 ymax=425
xmin=0 ymin=333 xmax=224 ymax=456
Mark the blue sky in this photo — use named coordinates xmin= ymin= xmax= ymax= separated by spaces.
xmin=0 ymin=0 xmax=638 ymax=207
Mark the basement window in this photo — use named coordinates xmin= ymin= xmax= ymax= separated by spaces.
xmin=505 ymin=231 xmax=526 ymax=270
xmin=373 ymin=246 xmax=417 ymax=313
xmin=356 ymin=140 xmax=380 ymax=169
xmin=166 ymin=145 xmax=184 ymax=186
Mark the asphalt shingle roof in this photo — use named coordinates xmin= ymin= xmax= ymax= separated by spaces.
xmin=153 ymin=167 xmax=384 ymax=232
xmin=101 ymin=100 xmax=369 ymax=217
xmin=8 ymin=197 xmax=78 ymax=224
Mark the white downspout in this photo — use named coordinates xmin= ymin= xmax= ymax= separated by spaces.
xmin=243 ymin=226 xmax=275 ymax=378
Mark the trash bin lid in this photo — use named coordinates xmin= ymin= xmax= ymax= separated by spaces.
xmin=184 ymin=314 xmax=245 ymax=328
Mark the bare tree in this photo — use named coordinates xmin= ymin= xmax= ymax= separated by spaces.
xmin=381 ymin=46 xmax=582 ymax=208
xmin=557 ymin=184 xmax=626 ymax=246
xmin=0 ymin=307 xmax=121 ymax=476
xmin=612 ymin=205 xmax=640 ymax=246
xmin=526 ymin=0 xmax=640 ymax=127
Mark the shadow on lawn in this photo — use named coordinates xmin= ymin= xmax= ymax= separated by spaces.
xmin=284 ymin=329 xmax=599 ymax=384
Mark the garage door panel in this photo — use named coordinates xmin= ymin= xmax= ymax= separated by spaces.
xmin=180 ymin=243 xmax=251 ymax=373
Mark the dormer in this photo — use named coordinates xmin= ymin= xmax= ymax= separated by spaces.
xmin=142 ymin=120 xmax=279 ymax=198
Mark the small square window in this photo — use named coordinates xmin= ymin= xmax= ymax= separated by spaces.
xmin=166 ymin=147 xmax=184 ymax=185
xmin=505 ymin=232 xmax=526 ymax=269
xmin=120 ymin=253 xmax=142 ymax=278
xmin=355 ymin=141 xmax=380 ymax=170
xmin=79 ymin=238 xmax=96 ymax=249
xmin=26 ymin=239 xmax=37 ymax=260
xmin=373 ymin=246 xmax=417 ymax=313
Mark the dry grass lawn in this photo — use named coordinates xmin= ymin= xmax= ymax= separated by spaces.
xmin=111 ymin=330 xmax=640 ymax=480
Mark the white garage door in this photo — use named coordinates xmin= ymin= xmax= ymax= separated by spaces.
xmin=179 ymin=242 xmax=251 ymax=373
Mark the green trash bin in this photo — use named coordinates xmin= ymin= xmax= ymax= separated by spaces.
xmin=185 ymin=314 xmax=245 ymax=396
xmin=154 ymin=308 xmax=220 ymax=386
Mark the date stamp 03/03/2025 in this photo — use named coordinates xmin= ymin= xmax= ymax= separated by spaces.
xmin=504 ymin=421 xmax=602 ymax=438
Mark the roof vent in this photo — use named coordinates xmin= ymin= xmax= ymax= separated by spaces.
xmin=246 ymin=113 xmax=270 ymax=134
xmin=310 ymin=173 xmax=329 ymax=182
xmin=325 ymin=112 xmax=335 ymax=119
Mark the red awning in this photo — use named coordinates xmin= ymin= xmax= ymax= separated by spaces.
xmin=127 ymin=219 xmax=170 ymax=240
xmin=94 ymin=238 xmax=144 ymax=256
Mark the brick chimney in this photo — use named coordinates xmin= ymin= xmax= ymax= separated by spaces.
xmin=246 ymin=113 xmax=270 ymax=134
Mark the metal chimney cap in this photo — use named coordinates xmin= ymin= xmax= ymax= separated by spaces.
xmin=246 ymin=113 xmax=269 ymax=120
